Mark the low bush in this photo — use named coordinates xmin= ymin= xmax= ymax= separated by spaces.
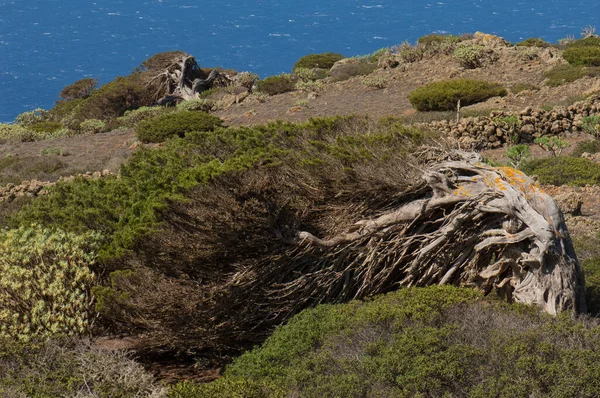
xmin=572 ymin=139 xmax=600 ymax=157
xmin=361 ymin=75 xmax=388 ymax=89
xmin=521 ymin=156 xmax=600 ymax=185
xmin=563 ymin=37 xmax=600 ymax=66
xmin=0 ymin=225 xmax=99 ymax=341
xmin=510 ymin=82 xmax=540 ymax=94
xmin=453 ymin=44 xmax=492 ymax=68
xmin=14 ymin=108 xmax=50 ymax=126
xmin=515 ymin=37 xmax=551 ymax=48
xmin=293 ymin=52 xmax=344 ymax=70
xmin=174 ymin=285 xmax=600 ymax=398
xmin=257 ymin=73 xmax=297 ymax=96
xmin=116 ymin=106 xmax=173 ymax=128
xmin=543 ymin=64 xmax=600 ymax=87
xmin=295 ymin=80 xmax=324 ymax=93
xmin=0 ymin=338 xmax=162 ymax=397
xmin=176 ymin=98 xmax=216 ymax=112
xmin=328 ymin=60 xmax=378 ymax=82
xmin=408 ymin=79 xmax=507 ymax=111
xmin=392 ymin=41 xmax=424 ymax=63
xmin=135 ymin=110 xmax=223 ymax=143
xmin=79 ymin=118 xmax=106 ymax=134
xmin=417 ymin=33 xmax=463 ymax=46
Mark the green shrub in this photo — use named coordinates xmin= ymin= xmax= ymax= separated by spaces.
xmin=295 ymin=80 xmax=324 ymax=94
xmin=14 ymin=108 xmax=50 ymax=126
xmin=293 ymin=52 xmax=344 ymax=70
xmin=417 ymin=33 xmax=463 ymax=46
xmin=187 ymin=285 xmax=600 ymax=398
xmin=234 ymin=71 xmax=260 ymax=89
xmin=506 ymin=144 xmax=531 ymax=168
xmin=515 ymin=37 xmax=550 ymax=48
xmin=393 ymin=41 xmax=424 ymax=63
xmin=116 ymin=106 xmax=173 ymax=128
xmin=563 ymin=37 xmax=600 ymax=66
xmin=409 ymin=79 xmax=507 ymax=111
xmin=521 ymin=156 xmax=600 ymax=185
xmin=582 ymin=115 xmax=600 ymax=136
xmin=572 ymin=139 xmax=600 ymax=157
xmin=79 ymin=118 xmax=106 ymax=134
xmin=582 ymin=257 xmax=600 ymax=315
xmin=361 ymin=75 xmax=388 ymax=89
xmin=510 ymin=83 xmax=540 ymax=94
xmin=0 ymin=225 xmax=100 ymax=341
xmin=176 ymin=98 xmax=216 ymax=112
xmin=453 ymin=45 xmax=490 ymax=68
xmin=257 ymin=73 xmax=297 ymax=96
xmin=534 ymin=136 xmax=569 ymax=157
xmin=292 ymin=67 xmax=320 ymax=82
xmin=135 ymin=110 xmax=223 ymax=143
xmin=543 ymin=64 xmax=600 ymax=87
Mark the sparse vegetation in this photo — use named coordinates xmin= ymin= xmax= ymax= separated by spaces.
xmin=515 ymin=37 xmax=550 ymax=48
xmin=328 ymin=60 xmax=378 ymax=82
xmin=409 ymin=79 xmax=507 ymax=111
xmin=544 ymin=64 xmax=600 ymax=87
xmin=582 ymin=115 xmax=600 ymax=136
xmin=510 ymin=82 xmax=540 ymax=94
xmin=361 ymin=75 xmax=388 ymax=89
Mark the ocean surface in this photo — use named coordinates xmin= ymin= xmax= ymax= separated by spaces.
xmin=0 ymin=0 xmax=598 ymax=123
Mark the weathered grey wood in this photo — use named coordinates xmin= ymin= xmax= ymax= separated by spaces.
xmin=295 ymin=153 xmax=586 ymax=315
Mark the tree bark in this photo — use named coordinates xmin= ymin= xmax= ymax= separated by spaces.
xmin=271 ymin=152 xmax=586 ymax=315
xmin=148 ymin=54 xmax=230 ymax=103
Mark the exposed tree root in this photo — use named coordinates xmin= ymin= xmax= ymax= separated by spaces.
xmin=228 ymin=152 xmax=586 ymax=323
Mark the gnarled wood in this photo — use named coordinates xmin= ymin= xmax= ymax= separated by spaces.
xmin=149 ymin=54 xmax=232 ymax=103
xmin=276 ymin=153 xmax=586 ymax=315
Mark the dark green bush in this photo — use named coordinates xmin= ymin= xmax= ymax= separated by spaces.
xmin=582 ymin=257 xmax=600 ymax=315
xmin=173 ymin=286 xmax=600 ymax=398
xmin=572 ymin=139 xmax=600 ymax=157
xmin=544 ymin=64 xmax=600 ymax=87
xmin=408 ymin=79 xmax=507 ymax=111
xmin=515 ymin=37 xmax=550 ymax=48
xmin=257 ymin=74 xmax=297 ymax=96
xmin=521 ymin=156 xmax=600 ymax=185
xmin=563 ymin=37 xmax=600 ymax=66
xmin=293 ymin=52 xmax=344 ymax=70
xmin=135 ymin=110 xmax=223 ymax=143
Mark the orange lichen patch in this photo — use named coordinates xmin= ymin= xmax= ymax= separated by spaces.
xmin=453 ymin=184 xmax=473 ymax=197
xmin=496 ymin=166 xmax=545 ymax=194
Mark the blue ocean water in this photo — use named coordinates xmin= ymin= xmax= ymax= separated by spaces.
xmin=0 ymin=0 xmax=597 ymax=123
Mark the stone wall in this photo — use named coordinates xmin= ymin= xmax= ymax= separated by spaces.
xmin=428 ymin=95 xmax=600 ymax=149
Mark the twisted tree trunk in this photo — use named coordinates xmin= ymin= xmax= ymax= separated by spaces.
xmin=149 ymin=54 xmax=230 ymax=104
xmin=266 ymin=153 xmax=586 ymax=316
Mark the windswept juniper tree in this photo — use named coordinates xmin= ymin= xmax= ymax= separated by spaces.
xmin=147 ymin=53 xmax=231 ymax=105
